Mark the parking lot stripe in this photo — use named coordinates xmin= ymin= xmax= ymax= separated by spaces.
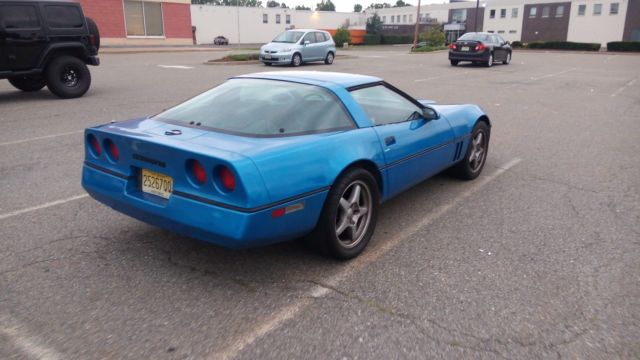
xmin=414 ymin=71 xmax=470 ymax=83
xmin=506 ymin=68 xmax=577 ymax=89
xmin=216 ymin=158 xmax=522 ymax=360
xmin=0 ymin=316 xmax=63 ymax=360
xmin=0 ymin=194 xmax=88 ymax=221
xmin=611 ymin=78 xmax=637 ymax=97
xmin=0 ymin=130 xmax=83 ymax=147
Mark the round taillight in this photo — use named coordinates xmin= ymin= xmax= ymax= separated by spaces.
xmin=104 ymin=139 xmax=119 ymax=162
xmin=87 ymin=134 xmax=101 ymax=156
xmin=218 ymin=166 xmax=236 ymax=192
xmin=189 ymin=159 xmax=207 ymax=184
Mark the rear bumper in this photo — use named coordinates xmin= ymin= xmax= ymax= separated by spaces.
xmin=82 ymin=164 xmax=327 ymax=248
xmin=448 ymin=50 xmax=490 ymax=62
xmin=87 ymin=55 xmax=100 ymax=66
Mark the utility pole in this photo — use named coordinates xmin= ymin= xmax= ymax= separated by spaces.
xmin=474 ymin=0 xmax=479 ymax=32
xmin=412 ymin=0 xmax=421 ymax=50
xmin=236 ymin=0 xmax=241 ymax=49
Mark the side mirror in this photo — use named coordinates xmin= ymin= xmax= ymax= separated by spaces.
xmin=422 ymin=107 xmax=439 ymax=121
xmin=504 ymin=41 xmax=510 ymax=46
xmin=304 ymin=40 xmax=310 ymax=45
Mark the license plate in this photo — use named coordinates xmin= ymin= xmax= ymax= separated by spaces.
xmin=264 ymin=54 xmax=272 ymax=59
xmin=141 ymin=169 xmax=173 ymax=199
xmin=461 ymin=46 xmax=469 ymax=51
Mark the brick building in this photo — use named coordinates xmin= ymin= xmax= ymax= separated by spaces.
xmin=78 ymin=0 xmax=193 ymax=46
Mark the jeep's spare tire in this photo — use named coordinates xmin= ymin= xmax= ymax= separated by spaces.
xmin=86 ymin=17 xmax=100 ymax=51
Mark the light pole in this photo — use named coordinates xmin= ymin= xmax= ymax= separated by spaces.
xmin=474 ymin=0 xmax=479 ymax=32
xmin=412 ymin=0 xmax=421 ymax=50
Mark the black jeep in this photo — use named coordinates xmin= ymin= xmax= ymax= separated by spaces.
xmin=0 ymin=0 xmax=100 ymax=98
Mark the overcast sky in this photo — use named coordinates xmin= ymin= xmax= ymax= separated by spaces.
xmin=288 ymin=0 xmax=451 ymax=12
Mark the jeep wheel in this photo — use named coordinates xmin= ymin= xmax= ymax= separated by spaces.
xmin=8 ymin=76 xmax=46 ymax=92
xmin=45 ymin=56 xmax=91 ymax=99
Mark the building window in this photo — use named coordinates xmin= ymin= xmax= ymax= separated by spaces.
xmin=578 ymin=4 xmax=586 ymax=15
xmin=593 ymin=4 xmax=602 ymax=15
xmin=610 ymin=3 xmax=619 ymax=14
xmin=263 ymin=14 xmax=268 ymax=23
xmin=124 ymin=1 xmax=163 ymax=37
xmin=390 ymin=15 xmax=394 ymax=23
xmin=286 ymin=14 xmax=290 ymax=24
xmin=509 ymin=30 xmax=517 ymax=33
xmin=488 ymin=30 xmax=495 ymax=33
xmin=497 ymin=30 xmax=505 ymax=33
xmin=490 ymin=9 xmax=495 ymax=18
xmin=451 ymin=9 xmax=467 ymax=23
xmin=512 ymin=8 xmax=518 ymax=18
xmin=403 ymin=14 xmax=407 ymax=23
xmin=556 ymin=5 xmax=564 ymax=17
xmin=382 ymin=15 xmax=386 ymax=23
xmin=2 ymin=5 xmax=40 ymax=28
xmin=276 ymin=14 xmax=280 ymax=24
xmin=409 ymin=14 xmax=413 ymax=23
xmin=500 ymin=9 xmax=506 ymax=18
xmin=542 ymin=6 xmax=550 ymax=17
xmin=529 ymin=7 xmax=537 ymax=18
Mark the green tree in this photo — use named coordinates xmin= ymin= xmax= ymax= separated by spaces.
xmin=367 ymin=3 xmax=391 ymax=9
xmin=295 ymin=4 xmax=311 ymax=9
xmin=333 ymin=27 xmax=351 ymax=45
xmin=366 ymin=13 xmax=383 ymax=34
xmin=392 ymin=0 xmax=411 ymax=7
xmin=316 ymin=0 xmax=336 ymax=11
xmin=354 ymin=4 xmax=363 ymax=12
xmin=280 ymin=2 xmax=288 ymax=7
xmin=266 ymin=0 xmax=280 ymax=6
xmin=420 ymin=25 xmax=446 ymax=47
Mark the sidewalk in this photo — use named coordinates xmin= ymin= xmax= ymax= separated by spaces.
xmin=100 ymin=45 xmax=231 ymax=54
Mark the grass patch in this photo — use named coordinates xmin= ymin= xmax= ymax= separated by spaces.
xmin=219 ymin=53 xmax=260 ymax=61
xmin=411 ymin=45 xmax=448 ymax=53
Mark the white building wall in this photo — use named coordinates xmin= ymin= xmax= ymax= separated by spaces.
xmin=483 ymin=2 xmax=525 ymax=42
xmin=191 ymin=5 xmax=365 ymax=44
xmin=567 ymin=0 xmax=628 ymax=45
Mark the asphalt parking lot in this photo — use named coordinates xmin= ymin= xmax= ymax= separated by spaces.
xmin=1 ymin=47 xmax=639 ymax=359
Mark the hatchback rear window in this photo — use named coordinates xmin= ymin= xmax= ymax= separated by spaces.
xmin=45 ymin=5 xmax=83 ymax=28
xmin=155 ymin=79 xmax=354 ymax=137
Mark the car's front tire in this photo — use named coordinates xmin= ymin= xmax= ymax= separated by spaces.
xmin=324 ymin=52 xmax=334 ymax=65
xmin=451 ymin=121 xmax=490 ymax=180
xmin=45 ymin=56 xmax=91 ymax=99
xmin=291 ymin=53 xmax=302 ymax=67
xmin=8 ymin=76 xmax=46 ymax=92
xmin=309 ymin=168 xmax=379 ymax=260
xmin=450 ymin=59 xmax=459 ymax=66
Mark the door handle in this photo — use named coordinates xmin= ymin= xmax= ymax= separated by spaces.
xmin=384 ymin=136 xmax=396 ymax=146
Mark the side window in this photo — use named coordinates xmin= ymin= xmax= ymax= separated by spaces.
xmin=315 ymin=32 xmax=326 ymax=43
xmin=45 ymin=6 xmax=83 ymax=28
xmin=1 ymin=5 xmax=40 ymax=29
xmin=351 ymin=85 xmax=422 ymax=126
xmin=302 ymin=32 xmax=315 ymax=44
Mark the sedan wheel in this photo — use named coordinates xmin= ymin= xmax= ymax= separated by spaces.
xmin=291 ymin=53 xmax=302 ymax=67
xmin=486 ymin=53 xmax=493 ymax=67
xmin=450 ymin=121 xmax=490 ymax=180
xmin=503 ymin=52 xmax=511 ymax=65
xmin=309 ymin=168 xmax=379 ymax=259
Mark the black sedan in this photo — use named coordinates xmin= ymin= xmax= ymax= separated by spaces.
xmin=448 ymin=32 xmax=511 ymax=67
xmin=214 ymin=36 xmax=229 ymax=45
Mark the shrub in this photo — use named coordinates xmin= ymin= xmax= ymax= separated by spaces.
xmin=381 ymin=34 xmax=413 ymax=44
xmin=511 ymin=41 xmax=523 ymax=48
xmin=607 ymin=41 xmax=640 ymax=52
xmin=419 ymin=26 xmax=446 ymax=47
xmin=225 ymin=53 xmax=260 ymax=61
xmin=412 ymin=45 xmax=447 ymax=52
xmin=527 ymin=41 xmax=600 ymax=51
xmin=364 ymin=34 xmax=382 ymax=45
xmin=333 ymin=28 xmax=351 ymax=45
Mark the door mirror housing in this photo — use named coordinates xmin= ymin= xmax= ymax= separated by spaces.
xmin=422 ymin=107 xmax=439 ymax=121
xmin=304 ymin=40 xmax=310 ymax=45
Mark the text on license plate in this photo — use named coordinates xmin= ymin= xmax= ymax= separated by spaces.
xmin=461 ymin=46 xmax=470 ymax=51
xmin=141 ymin=169 xmax=173 ymax=199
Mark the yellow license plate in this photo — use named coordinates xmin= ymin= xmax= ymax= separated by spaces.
xmin=141 ymin=169 xmax=173 ymax=199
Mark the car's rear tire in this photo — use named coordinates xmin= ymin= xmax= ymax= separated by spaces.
xmin=8 ymin=76 xmax=46 ymax=92
xmin=450 ymin=60 xmax=459 ymax=66
xmin=85 ymin=17 xmax=100 ymax=51
xmin=503 ymin=52 xmax=511 ymax=65
xmin=450 ymin=121 xmax=490 ymax=180
xmin=264 ymin=62 xmax=272 ymax=66
xmin=324 ymin=52 xmax=334 ymax=65
xmin=45 ymin=56 xmax=91 ymax=99
xmin=291 ymin=53 xmax=302 ymax=67
xmin=308 ymin=168 xmax=379 ymax=260
xmin=486 ymin=53 xmax=494 ymax=67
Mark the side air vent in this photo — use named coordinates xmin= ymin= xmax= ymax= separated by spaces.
xmin=453 ymin=141 xmax=464 ymax=161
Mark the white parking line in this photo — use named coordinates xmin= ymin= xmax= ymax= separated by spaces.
xmin=0 ymin=316 xmax=63 ymax=360
xmin=216 ymin=157 xmax=522 ymax=360
xmin=610 ymin=78 xmax=637 ymax=97
xmin=0 ymin=130 xmax=83 ymax=147
xmin=0 ymin=194 xmax=88 ymax=221
xmin=414 ymin=71 xmax=470 ymax=83
xmin=158 ymin=65 xmax=194 ymax=69
xmin=506 ymin=68 xmax=577 ymax=89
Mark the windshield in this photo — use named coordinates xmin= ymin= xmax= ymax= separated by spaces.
xmin=272 ymin=31 xmax=305 ymax=43
xmin=458 ymin=33 xmax=491 ymax=42
xmin=154 ymin=79 xmax=354 ymax=137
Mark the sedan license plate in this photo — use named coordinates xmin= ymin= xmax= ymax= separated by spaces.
xmin=264 ymin=54 xmax=272 ymax=59
xmin=141 ymin=169 xmax=173 ymax=199
xmin=461 ymin=46 xmax=470 ymax=51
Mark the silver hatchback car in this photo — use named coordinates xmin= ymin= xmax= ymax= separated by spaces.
xmin=260 ymin=29 xmax=336 ymax=67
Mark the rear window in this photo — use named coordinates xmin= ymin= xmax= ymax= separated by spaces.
xmin=458 ymin=33 xmax=491 ymax=42
xmin=45 ymin=5 xmax=83 ymax=28
xmin=155 ymin=79 xmax=354 ymax=137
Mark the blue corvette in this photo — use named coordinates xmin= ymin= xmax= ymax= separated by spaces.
xmin=82 ymin=71 xmax=491 ymax=259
